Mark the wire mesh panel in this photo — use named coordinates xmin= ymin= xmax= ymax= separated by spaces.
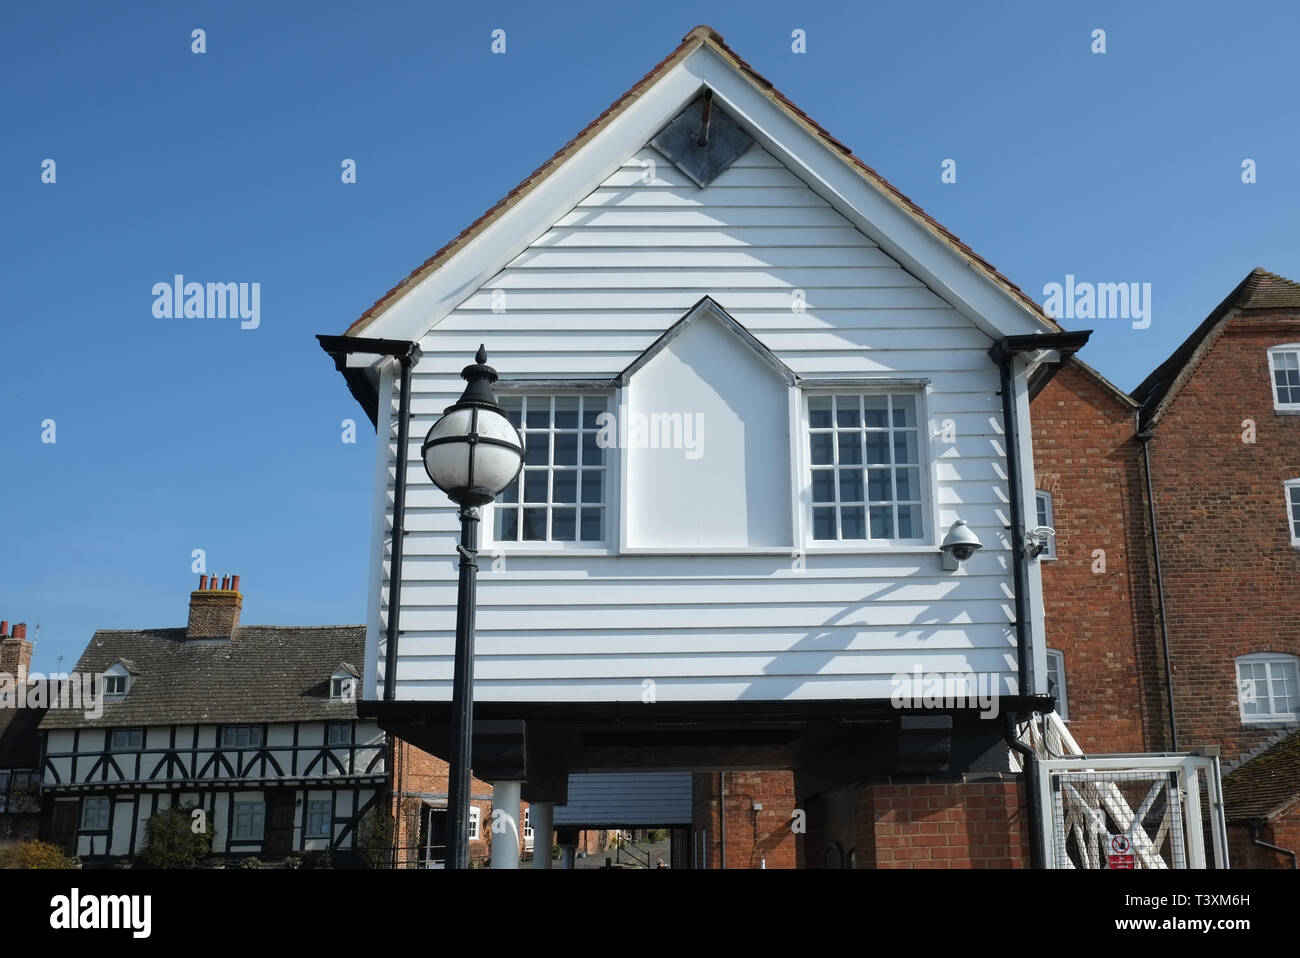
xmin=1049 ymin=770 xmax=1186 ymax=869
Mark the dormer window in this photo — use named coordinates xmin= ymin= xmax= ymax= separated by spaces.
xmin=330 ymin=671 xmax=357 ymax=701
xmin=103 ymin=675 xmax=127 ymax=696
xmin=1269 ymin=345 xmax=1300 ymax=412
xmin=100 ymin=661 xmax=134 ymax=699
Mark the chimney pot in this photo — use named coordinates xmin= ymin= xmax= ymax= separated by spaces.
xmin=187 ymin=576 xmax=241 ymax=640
xmin=0 ymin=621 xmax=8 ymax=637
xmin=231 ymin=574 xmax=241 ymax=592
xmin=12 ymin=623 xmax=25 ymax=640
xmin=198 ymin=575 xmax=208 ymax=590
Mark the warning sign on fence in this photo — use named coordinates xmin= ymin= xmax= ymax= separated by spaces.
xmin=1107 ymin=833 xmax=1135 ymax=869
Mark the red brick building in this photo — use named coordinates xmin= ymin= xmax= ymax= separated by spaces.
xmin=1130 ymin=269 xmax=1300 ymax=765
xmin=1031 ymin=360 xmax=1159 ymax=754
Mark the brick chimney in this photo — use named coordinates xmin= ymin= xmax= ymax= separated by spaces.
xmin=186 ymin=574 xmax=242 ymax=640
xmin=0 ymin=621 xmax=32 ymax=685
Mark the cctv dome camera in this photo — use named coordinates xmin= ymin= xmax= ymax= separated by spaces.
xmin=940 ymin=519 xmax=983 ymax=570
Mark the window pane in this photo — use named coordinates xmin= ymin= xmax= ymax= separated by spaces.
xmin=895 ymin=467 xmax=920 ymax=501
xmin=834 ymin=396 xmax=860 ymax=428
xmin=498 ymin=477 xmax=519 ymax=504
xmin=811 ymin=470 xmax=835 ymax=503
xmin=554 ymin=397 xmax=579 ymax=429
xmin=863 ymin=396 xmax=889 ymax=429
xmin=523 ymin=470 xmax=548 ymax=503
xmin=812 ymin=507 xmax=836 ymax=540
xmin=810 ymin=433 xmax=833 ymax=465
xmin=581 ymin=471 xmax=603 ymax=504
xmin=495 ymin=507 xmax=518 ymax=541
xmin=554 ymin=433 xmax=578 ymax=466
xmin=582 ymin=433 xmax=604 ymax=466
xmin=897 ymin=505 xmax=922 ymax=538
xmin=891 ymin=395 xmax=917 ymax=428
xmin=524 ymin=434 xmax=549 ymax=465
xmin=582 ymin=397 xmax=607 ymax=429
xmin=580 ymin=508 xmax=603 ymax=541
xmin=809 ymin=396 xmax=832 ymax=429
xmin=867 ymin=469 xmax=892 ymax=502
xmin=552 ymin=509 xmax=577 ymax=541
xmin=838 ymin=433 xmax=862 ymax=465
xmin=869 ymin=506 xmax=894 ymax=539
xmin=893 ymin=431 xmax=918 ymax=464
xmin=525 ymin=402 xmax=550 ymax=429
xmin=838 ymin=469 xmax=864 ymax=502
xmin=865 ymin=433 xmax=889 ymax=465
xmin=502 ymin=397 xmax=522 ymax=429
xmin=553 ymin=471 xmax=577 ymax=503
xmin=840 ymin=507 xmax=866 ymax=539
xmin=1036 ymin=494 xmax=1049 ymax=527
xmin=522 ymin=508 xmax=547 ymax=540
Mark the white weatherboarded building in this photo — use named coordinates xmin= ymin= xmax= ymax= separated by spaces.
xmin=324 ymin=26 xmax=1083 ymax=865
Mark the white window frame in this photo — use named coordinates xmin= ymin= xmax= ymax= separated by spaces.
xmin=1268 ymin=344 xmax=1300 ymax=413
xmin=1035 ymin=490 xmax=1057 ymax=559
xmin=221 ymin=725 xmax=263 ymax=749
xmin=486 ymin=391 xmax=614 ymax=551
xmin=799 ymin=386 xmax=935 ymax=550
xmin=327 ymin=722 xmax=353 ymax=746
xmin=468 ymin=805 xmax=481 ymax=840
xmin=1045 ymin=649 xmax=1068 ymax=721
xmin=232 ymin=801 xmax=266 ymax=841
xmin=110 ymin=728 xmax=143 ymax=751
xmin=102 ymin=672 xmax=128 ymax=698
xmin=80 ymin=796 xmax=110 ymax=831
xmin=1286 ymin=479 xmax=1300 ymax=548
xmin=1236 ymin=653 xmax=1300 ymax=725
xmin=522 ymin=805 xmax=533 ymax=840
xmin=305 ymin=799 xmax=332 ymax=839
xmin=330 ymin=674 xmax=356 ymax=701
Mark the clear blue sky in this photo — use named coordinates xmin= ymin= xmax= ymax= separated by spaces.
xmin=3 ymin=1 xmax=1297 ymax=672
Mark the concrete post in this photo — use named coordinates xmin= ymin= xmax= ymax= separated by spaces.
xmin=530 ymin=802 xmax=554 ymax=869
xmin=490 ymin=781 xmax=521 ymax=869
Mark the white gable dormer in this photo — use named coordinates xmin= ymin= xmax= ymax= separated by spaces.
xmin=100 ymin=659 xmax=136 ymax=700
xmin=619 ymin=297 xmax=794 ymax=550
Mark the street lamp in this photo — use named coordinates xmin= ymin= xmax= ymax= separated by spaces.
xmin=421 ymin=345 xmax=524 ymax=869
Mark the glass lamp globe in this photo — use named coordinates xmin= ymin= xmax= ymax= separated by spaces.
xmin=421 ymin=346 xmax=523 ymax=506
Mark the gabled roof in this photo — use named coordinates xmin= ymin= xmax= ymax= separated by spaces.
xmin=40 ymin=626 xmax=367 ymax=730
xmin=1223 ymin=728 xmax=1300 ymax=822
xmin=1133 ymin=267 xmax=1300 ymax=428
xmin=343 ymin=25 xmax=1061 ymax=342
xmin=1031 ymin=356 xmax=1138 ymax=410
xmin=616 ymin=296 xmax=797 ymax=387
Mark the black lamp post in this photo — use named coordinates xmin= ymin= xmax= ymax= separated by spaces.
xmin=421 ymin=345 xmax=524 ymax=869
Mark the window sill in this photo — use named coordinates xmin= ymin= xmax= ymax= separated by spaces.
xmin=1240 ymin=717 xmax=1300 ymax=727
xmin=1273 ymin=407 xmax=1300 ymax=416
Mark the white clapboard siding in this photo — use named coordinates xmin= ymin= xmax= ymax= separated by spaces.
xmin=374 ymin=144 xmax=1023 ymax=703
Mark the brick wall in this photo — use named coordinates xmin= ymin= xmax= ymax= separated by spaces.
xmin=800 ymin=778 xmax=1028 ymax=868
xmin=1031 ymin=363 xmax=1158 ymax=752
xmin=1226 ymin=811 xmax=1300 ymax=869
xmin=690 ymin=770 xmax=798 ymax=868
xmin=390 ymin=738 xmax=529 ymax=866
xmin=1145 ymin=315 xmax=1300 ymax=762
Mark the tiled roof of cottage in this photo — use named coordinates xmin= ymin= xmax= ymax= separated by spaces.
xmin=39 ymin=626 xmax=366 ymax=730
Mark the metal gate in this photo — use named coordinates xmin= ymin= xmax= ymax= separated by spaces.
xmin=1037 ymin=753 xmax=1228 ymax=869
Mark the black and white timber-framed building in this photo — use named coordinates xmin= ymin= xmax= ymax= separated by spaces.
xmin=38 ymin=575 xmax=386 ymax=864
